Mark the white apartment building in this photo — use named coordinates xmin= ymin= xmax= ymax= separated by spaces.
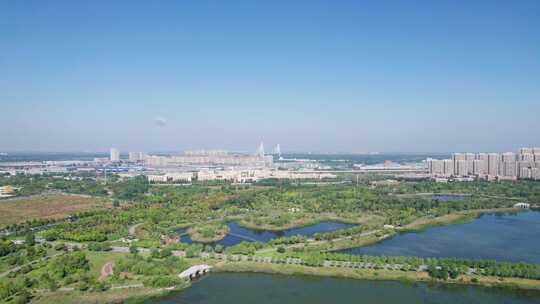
xmin=110 ymin=148 xmax=120 ymax=162
xmin=427 ymin=159 xmax=445 ymax=176
xmin=428 ymin=148 xmax=540 ymax=180
xmin=129 ymin=152 xmax=145 ymax=162
xmin=452 ymin=153 xmax=466 ymax=173
xmin=443 ymin=159 xmax=454 ymax=176
xmin=456 ymin=160 xmax=468 ymax=176
xmin=487 ymin=153 xmax=500 ymax=176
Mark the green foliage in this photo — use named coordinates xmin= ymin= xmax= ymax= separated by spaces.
xmin=24 ymin=233 xmax=35 ymax=247
xmin=12 ymin=289 xmax=31 ymax=304
xmin=270 ymin=235 xmax=308 ymax=246
xmin=295 ymin=252 xmax=540 ymax=281
xmin=115 ymin=254 xmax=189 ymax=276
xmin=0 ymin=239 xmax=17 ymax=256
xmin=214 ymin=244 xmax=223 ymax=253
xmin=111 ymin=176 xmax=149 ymax=201
xmin=143 ymin=275 xmax=182 ymax=288
xmin=2 ymin=244 xmax=47 ymax=267
xmin=54 ymin=243 xmax=67 ymax=251
xmin=47 ymin=252 xmax=90 ymax=280
xmin=225 ymin=242 xmax=264 ymax=255
xmin=0 ymin=277 xmax=30 ymax=302
xmin=151 ymin=248 xmax=172 ymax=259
xmin=87 ymin=242 xmax=112 ymax=251
xmin=43 ymin=230 xmax=60 ymax=241
xmin=50 ymin=178 xmax=108 ymax=196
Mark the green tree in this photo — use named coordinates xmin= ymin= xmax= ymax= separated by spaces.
xmin=25 ymin=233 xmax=35 ymax=247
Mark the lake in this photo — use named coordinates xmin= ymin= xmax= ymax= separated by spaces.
xmin=178 ymin=221 xmax=355 ymax=248
xmin=338 ymin=211 xmax=540 ymax=263
xmin=147 ymin=272 xmax=540 ymax=304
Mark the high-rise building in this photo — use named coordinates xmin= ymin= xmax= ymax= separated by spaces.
xmin=129 ymin=152 xmax=144 ymax=162
xmin=520 ymin=153 xmax=534 ymax=162
xmin=500 ymin=152 xmax=517 ymax=177
xmin=443 ymin=159 xmax=454 ymax=176
xmin=427 ymin=148 xmax=536 ymax=180
xmin=487 ymin=153 xmax=500 ymax=176
xmin=427 ymin=158 xmax=444 ymax=175
xmin=110 ymin=148 xmax=120 ymax=162
xmin=456 ymin=160 xmax=468 ymax=176
xmin=502 ymin=161 xmax=517 ymax=177
xmin=465 ymin=153 xmax=475 ymax=175
xmin=452 ymin=153 xmax=466 ymax=173
xmin=473 ymin=159 xmax=487 ymax=175
xmin=501 ymin=152 xmax=516 ymax=162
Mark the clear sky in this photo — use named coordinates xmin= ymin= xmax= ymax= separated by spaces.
xmin=1 ymin=0 xmax=539 ymax=153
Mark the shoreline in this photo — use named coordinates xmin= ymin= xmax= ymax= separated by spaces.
xmin=234 ymin=213 xmax=370 ymax=232
xmin=400 ymin=207 xmax=524 ymax=232
xmin=213 ymin=261 xmax=540 ymax=292
xmin=310 ymin=207 xmax=525 ymax=253
xmin=185 ymin=225 xmax=230 ymax=243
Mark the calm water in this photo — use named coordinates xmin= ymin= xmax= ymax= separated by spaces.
xmin=339 ymin=211 xmax=540 ymax=263
xmin=147 ymin=272 xmax=540 ymax=304
xmin=178 ymin=221 xmax=355 ymax=248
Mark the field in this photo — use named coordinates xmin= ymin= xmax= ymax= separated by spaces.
xmin=0 ymin=194 xmax=110 ymax=226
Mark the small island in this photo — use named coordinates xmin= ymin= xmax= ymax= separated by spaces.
xmin=186 ymin=223 xmax=230 ymax=243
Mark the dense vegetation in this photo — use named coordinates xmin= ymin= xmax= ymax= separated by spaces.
xmin=296 ymin=252 xmax=540 ymax=280
xmin=1 ymin=173 xmax=540 ymax=302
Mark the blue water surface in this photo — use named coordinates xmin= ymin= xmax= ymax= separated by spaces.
xmin=339 ymin=211 xmax=540 ymax=263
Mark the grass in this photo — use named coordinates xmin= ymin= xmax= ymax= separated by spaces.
xmin=85 ymin=251 xmax=130 ymax=278
xmin=31 ymin=287 xmax=169 ymax=304
xmin=0 ymin=194 xmax=110 ymax=226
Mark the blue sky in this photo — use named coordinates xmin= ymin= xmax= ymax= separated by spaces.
xmin=1 ymin=0 xmax=539 ymax=153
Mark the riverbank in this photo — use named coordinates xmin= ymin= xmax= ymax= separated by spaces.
xmin=400 ymin=207 xmax=523 ymax=232
xmin=275 ymin=207 xmax=526 ymax=254
xmin=186 ymin=224 xmax=230 ymax=243
xmin=30 ymin=286 xmax=174 ymax=304
xmin=213 ymin=261 xmax=540 ymax=292
xmin=235 ymin=213 xmax=378 ymax=232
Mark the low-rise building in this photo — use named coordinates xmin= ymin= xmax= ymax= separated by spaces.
xmin=147 ymin=172 xmax=193 ymax=183
xmin=0 ymin=185 xmax=15 ymax=198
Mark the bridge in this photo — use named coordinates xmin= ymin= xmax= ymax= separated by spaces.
xmin=179 ymin=264 xmax=212 ymax=280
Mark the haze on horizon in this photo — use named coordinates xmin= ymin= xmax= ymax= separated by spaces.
xmin=1 ymin=1 xmax=539 ymax=153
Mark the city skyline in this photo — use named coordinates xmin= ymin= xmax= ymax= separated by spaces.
xmin=2 ymin=1 xmax=540 ymax=152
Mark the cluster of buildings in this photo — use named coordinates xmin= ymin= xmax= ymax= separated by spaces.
xmin=112 ymin=143 xmax=336 ymax=184
xmin=427 ymin=147 xmax=540 ymax=181
xmin=147 ymin=169 xmax=337 ymax=184
xmin=110 ymin=144 xmax=274 ymax=168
